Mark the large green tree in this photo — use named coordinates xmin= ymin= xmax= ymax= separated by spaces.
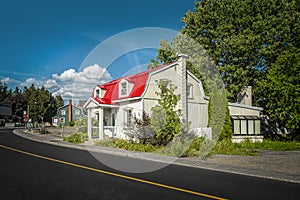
xmin=258 ymin=46 xmax=300 ymax=131
xmin=182 ymin=0 xmax=299 ymax=102
xmin=152 ymin=0 xmax=299 ymax=132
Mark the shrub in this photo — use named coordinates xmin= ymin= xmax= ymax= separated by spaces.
xmin=96 ymin=139 xmax=158 ymax=152
xmin=68 ymin=120 xmax=75 ymax=127
xmin=63 ymin=132 xmax=88 ymax=144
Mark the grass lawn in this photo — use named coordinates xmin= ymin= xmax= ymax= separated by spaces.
xmin=211 ymin=139 xmax=300 ymax=156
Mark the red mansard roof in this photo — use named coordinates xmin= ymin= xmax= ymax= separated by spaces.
xmin=92 ymin=62 xmax=174 ymax=105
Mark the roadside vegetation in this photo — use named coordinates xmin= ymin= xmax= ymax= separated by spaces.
xmin=63 ymin=132 xmax=88 ymax=144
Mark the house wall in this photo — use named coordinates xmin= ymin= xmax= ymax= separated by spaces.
xmin=187 ymin=73 xmax=209 ymax=128
xmin=115 ymin=99 xmax=143 ymax=139
xmin=143 ymin=64 xmax=209 ymax=129
xmin=228 ymin=104 xmax=261 ymax=116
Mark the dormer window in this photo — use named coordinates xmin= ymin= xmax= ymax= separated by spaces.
xmin=95 ymin=89 xmax=100 ymax=98
xmin=120 ymin=82 xmax=127 ymax=96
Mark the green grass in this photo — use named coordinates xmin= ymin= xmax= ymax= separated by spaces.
xmin=211 ymin=139 xmax=300 ymax=156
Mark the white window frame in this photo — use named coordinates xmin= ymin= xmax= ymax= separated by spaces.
xmin=95 ymin=89 xmax=100 ymax=98
xmin=120 ymin=82 xmax=128 ymax=96
xmin=61 ymin=110 xmax=66 ymax=115
xmin=187 ymin=83 xmax=193 ymax=99
xmin=60 ymin=117 xmax=65 ymax=124
xmin=231 ymin=116 xmax=261 ymax=135
xmin=124 ymin=108 xmax=133 ymax=128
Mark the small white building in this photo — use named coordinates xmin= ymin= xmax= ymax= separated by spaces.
xmin=84 ymin=54 xmax=263 ymax=142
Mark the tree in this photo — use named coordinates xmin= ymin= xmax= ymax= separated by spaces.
xmin=257 ymin=46 xmax=300 ymax=131
xmin=152 ymin=0 xmax=299 ymax=132
xmin=23 ymin=84 xmax=64 ymax=123
xmin=182 ymin=0 xmax=299 ymax=102
xmin=208 ymin=86 xmax=232 ymax=140
xmin=0 ymin=81 xmax=9 ymax=102
xmin=150 ymin=80 xmax=182 ymax=145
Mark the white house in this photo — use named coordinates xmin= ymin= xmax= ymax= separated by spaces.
xmin=83 ymin=54 xmax=263 ymax=142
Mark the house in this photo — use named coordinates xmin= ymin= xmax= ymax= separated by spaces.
xmin=52 ymin=100 xmax=85 ymax=126
xmin=83 ymin=54 xmax=263 ymax=142
xmin=0 ymin=103 xmax=12 ymax=126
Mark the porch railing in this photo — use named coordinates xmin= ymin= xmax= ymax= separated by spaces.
xmin=91 ymin=126 xmax=118 ymax=138
xmin=104 ymin=126 xmax=118 ymax=138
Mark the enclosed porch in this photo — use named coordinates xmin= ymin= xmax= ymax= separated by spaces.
xmin=86 ymin=103 xmax=119 ymax=140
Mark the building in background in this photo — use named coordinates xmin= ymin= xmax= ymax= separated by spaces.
xmin=0 ymin=103 xmax=12 ymax=126
xmin=52 ymin=100 xmax=85 ymax=126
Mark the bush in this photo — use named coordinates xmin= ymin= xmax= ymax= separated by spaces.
xmin=96 ymin=139 xmax=158 ymax=152
xmin=68 ymin=120 xmax=75 ymax=127
xmin=63 ymin=132 xmax=88 ymax=144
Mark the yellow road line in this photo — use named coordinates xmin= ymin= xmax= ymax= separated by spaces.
xmin=0 ymin=144 xmax=227 ymax=200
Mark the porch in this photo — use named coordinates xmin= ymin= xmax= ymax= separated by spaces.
xmin=86 ymin=105 xmax=119 ymax=140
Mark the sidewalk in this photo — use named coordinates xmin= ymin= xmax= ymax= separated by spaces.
xmin=13 ymin=128 xmax=300 ymax=183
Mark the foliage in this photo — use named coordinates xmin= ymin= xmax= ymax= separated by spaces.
xmin=150 ymin=80 xmax=182 ymax=145
xmin=75 ymin=117 xmax=87 ymax=133
xmin=182 ymin=0 xmax=299 ymax=102
xmin=125 ymin=111 xmax=156 ymax=144
xmin=68 ymin=120 xmax=75 ymax=127
xmin=208 ymin=86 xmax=232 ymax=140
xmin=0 ymin=83 xmax=64 ymax=123
xmin=152 ymin=0 xmax=299 ymax=132
xmin=257 ymin=46 xmax=300 ymax=131
xmin=63 ymin=132 xmax=88 ymax=144
xmin=157 ymin=135 xmax=205 ymax=157
xmin=96 ymin=139 xmax=158 ymax=152
xmin=211 ymin=139 xmax=300 ymax=156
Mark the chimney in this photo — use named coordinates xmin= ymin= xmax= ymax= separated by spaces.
xmin=237 ymin=86 xmax=252 ymax=106
xmin=68 ymin=99 xmax=72 ymax=122
xmin=177 ymin=53 xmax=188 ymax=122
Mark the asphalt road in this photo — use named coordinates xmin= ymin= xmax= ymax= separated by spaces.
xmin=0 ymin=128 xmax=299 ymax=200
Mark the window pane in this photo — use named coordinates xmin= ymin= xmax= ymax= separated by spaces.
xmin=241 ymin=120 xmax=247 ymax=134
xmin=126 ymin=110 xmax=132 ymax=127
xmin=248 ymin=120 xmax=254 ymax=135
xmin=121 ymin=83 xmax=127 ymax=95
xmin=234 ymin=120 xmax=240 ymax=134
xmin=255 ymin=120 xmax=261 ymax=134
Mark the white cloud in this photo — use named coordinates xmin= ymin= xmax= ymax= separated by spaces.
xmin=44 ymin=79 xmax=58 ymax=89
xmin=50 ymin=64 xmax=112 ymax=100
xmin=2 ymin=64 xmax=111 ymax=102
xmin=20 ymin=78 xmax=44 ymax=88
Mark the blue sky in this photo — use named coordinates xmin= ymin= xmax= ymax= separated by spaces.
xmin=0 ymin=0 xmax=194 ymax=102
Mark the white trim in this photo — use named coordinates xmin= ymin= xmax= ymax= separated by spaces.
xmin=83 ymin=97 xmax=120 ymax=108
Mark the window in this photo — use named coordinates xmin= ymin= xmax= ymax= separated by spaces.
xmin=124 ymin=108 xmax=133 ymax=127
xmin=60 ymin=117 xmax=65 ymax=124
xmin=231 ymin=116 xmax=261 ymax=135
xmin=75 ymin=110 xmax=80 ymax=116
xmin=187 ymin=84 xmax=193 ymax=98
xmin=159 ymin=79 xmax=170 ymax=88
xmin=95 ymin=89 xmax=100 ymax=98
xmin=61 ymin=110 xmax=66 ymax=115
xmin=121 ymin=82 xmax=127 ymax=96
